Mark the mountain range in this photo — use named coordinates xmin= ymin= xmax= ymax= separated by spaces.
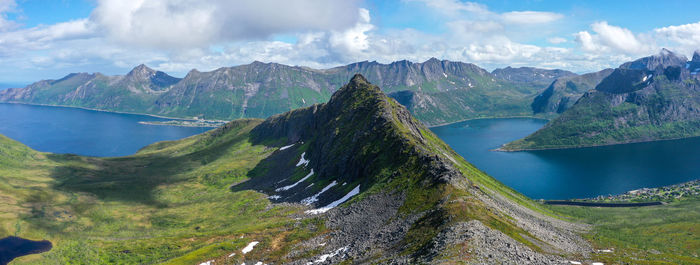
xmin=2 ymin=75 xmax=697 ymax=264
xmin=504 ymin=49 xmax=700 ymax=150
xmin=0 ymin=59 xmax=579 ymax=126
xmin=1 ymin=75 xmax=589 ymax=264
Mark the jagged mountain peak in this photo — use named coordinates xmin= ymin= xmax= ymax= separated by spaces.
xmin=693 ymin=50 xmax=700 ymax=62
xmin=126 ymin=64 xmax=156 ymax=78
xmin=621 ymin=48 xmax=687 ymax=70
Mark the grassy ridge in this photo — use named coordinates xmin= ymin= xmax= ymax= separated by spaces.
xmin=1 ymin=120 xmax=324 ymax=264
xmin=549 ymin=199 xmax=700 ymax=264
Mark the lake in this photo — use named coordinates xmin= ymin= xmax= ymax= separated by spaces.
xmin=0 ymin=236 xmax=52 ymax=265
xmin=431 ymin=118 xmax=700 ymax=199
xmin=0 ymin=103 xmax=209 ymax=157
xmin=1 ymin=103 xmax=698 ymax=199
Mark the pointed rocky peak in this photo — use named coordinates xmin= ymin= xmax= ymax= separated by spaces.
xmin=693 ymin=50 xmax=700 ymax=62
xmin=326 ymin=74 xmax=385 ymax=110
xmin=127 ymin=64 xmax=156 ymax=77
xmin=621 ymin=48 xmax=687 ymax=70
xmin=424 ymin=57 xmax=442 ymax=64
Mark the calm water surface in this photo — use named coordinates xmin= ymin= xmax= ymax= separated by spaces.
xmin=1 ymin=103 xmax=698 ymax=199
xmin=431 ymin=118 xmax=700 ymax=199
xmin=0 ymin=103 xmax=209 ymax=157
xmin=0 ymin=236 xmax=52 ymax=265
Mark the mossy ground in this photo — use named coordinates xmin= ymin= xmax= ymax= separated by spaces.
xmin=0 ymin=120 xmax=323 ymax=264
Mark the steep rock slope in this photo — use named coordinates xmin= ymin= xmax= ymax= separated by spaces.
xmin=0 ymin=65 xmax=179 ymax=113
xmin=1 ymin=59 xmax=556 ymax=126
xmin=532 ymin=68 xmax=614 ymax=114
xmin=504 ymin=49 xmax=700 ymax=150
xmin=1 ymin=75 xmax=590 ymax=264
xmin=492 ymin=66 xmax=577 ymax=88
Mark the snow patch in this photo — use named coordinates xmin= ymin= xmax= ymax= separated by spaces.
xmin=443 ymin=152 xmax=457 ymax=164
xmin=592 ymin=263 xmax=604 ymax=265
xmin=643 ymin=74 xmax=652 ymax=82
xmin=301 ymin=181 xmax=337 ymax=205
xmin=296 ymin=152 xmax=310 ymax=167
xmin=569 ymin=262 xmax=581 ymax=265
xmin=306 ymin=246 xmax=350 ymax=264
xmin=268 ymin=195 xmax=281 ymax=200
xmin=442 ymin=72 xmax=448 ymax=78
xmin=199 ymin=261 xmax=214 ymax=265
xmin=306 ymin=185 xmax=360 ymax=214
xmin=241 ymin=241 xmax=259 ymax=254
xmin=279 ymin=143 xmax=295 ymax=151
xmin=275 ymin=169 xmax=314 ymax=192
xmin=228 ymin=252 xmax=236 ymax=257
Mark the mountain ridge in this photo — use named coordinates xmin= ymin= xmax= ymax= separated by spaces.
xmin=0 ymin=59 xmax=564 ymax=126
xmin=503 ymin=49 xmax=700 ymax=150
xmin=1 ymin=75 xmax=593 ymax=264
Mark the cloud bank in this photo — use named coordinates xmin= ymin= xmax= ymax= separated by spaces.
xmin=0 ymin=0 xmax=700 ymax=82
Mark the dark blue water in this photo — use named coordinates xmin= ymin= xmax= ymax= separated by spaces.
xmin=0 ymin=103 xmax=209 ymax=157
xmin=0 ymin=236 xmax=52 ymax=265
xmin=431 ymin=118 xmax=700 ymax=199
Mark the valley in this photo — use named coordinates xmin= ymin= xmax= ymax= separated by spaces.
xmin=0 ymin=76 xmax=697 ymax=264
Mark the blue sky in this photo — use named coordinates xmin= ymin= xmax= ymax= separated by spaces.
xmin=1 ymin=0 xmax=700 ymax=83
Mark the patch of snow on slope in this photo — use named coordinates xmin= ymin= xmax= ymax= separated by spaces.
xmin=442 ymin=72 xmax=448 ymax=78
xmin=241 ymin=241 xmax=259 ymax=254
xmin=279 ymin=143 xmax=295 ymax=150
xmin=442 ymin=152 xmax=457 ymax=164
xmin=296 ymin=152 xmax=310 ymax=167
xmin=301 ymin=181 xmax=337 ymax=205
xmin=268 ymin=195 xmax=281 ymax=200
xmin=276 ymin=169 xmax=314 ymax=192
xmin=228 ymin=252 xmax=236 ymax=257
xmin=306 ymin=246 xmax=350 ymax=264
xmin=306 ymin=185 xmax=360 ymax=214
xmin=199 ymin=261 xmax=213 ymax=265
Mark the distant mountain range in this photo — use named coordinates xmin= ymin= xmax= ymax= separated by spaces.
xmin=0 ymin=75 xmax=594 ymax=264
xmin=0 ymin=59 xmax=586 ymax=126
xmin=504 ymin=49 xmax=700 ymax=150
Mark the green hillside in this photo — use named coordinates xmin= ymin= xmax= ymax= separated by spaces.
xmin=0 ymin=76 xmax=696 ymax=264
xmin=504 ymin=50 xmax=700 ymax=150
xmin=0 ymin=59 xmax=551 ymax=126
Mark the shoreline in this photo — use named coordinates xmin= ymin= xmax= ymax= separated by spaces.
xmin=426 ymin=115 xmax=550 ymax=128
xmin=495 ymin=134 xmax=700 ymax=152
xmin=0 ymin=101 xmax=229 ymax=126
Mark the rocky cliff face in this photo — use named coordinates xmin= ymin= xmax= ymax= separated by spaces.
xmin=0 ymin=59 xmax=561 ymax=125
xmin=504 ymin=49 xmax=700 ymax=150
xmin=231 ymin=75 xmax=590 ymax=263
xmin=492 ymin=66 xmax=577 ymax=87
xmin=532 ymin=68 xmax=613 ymax=114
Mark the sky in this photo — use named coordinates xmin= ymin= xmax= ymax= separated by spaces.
xmin=1 ymin=0 xmax=700 ymax=83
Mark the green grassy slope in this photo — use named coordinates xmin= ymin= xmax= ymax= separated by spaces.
xmin=0 ymin=75 xmax=697 ymax=264
xmin=0 ymin=60 xmax=549 ymax=126
xmin=549 ymin=198 xmax=700 ymax=264
xmin=504 ymin=53 xmax=700 ymax=151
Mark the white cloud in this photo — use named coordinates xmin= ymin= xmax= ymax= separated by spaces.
xmin=406 ymin=0 xmax=491 ymax=18
xmin=91 ymin=0 xmax=362 ymax=49
xmin=547 ymin=37 xmax=567 ymax=44
xmin=574 ymin=21 xmax=655 ymax=57
xmin=655 ymin=21 xmax=700 ymax=55
xmin=0 ymin=0 xmax=18 ymax=31
xmin=591 ymin=21 xmax=648 ymax=54
xmin=328 ymin=8 xmax=374 ymax=59
xmin=501 ymin=11 xmax=563 ymax=24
